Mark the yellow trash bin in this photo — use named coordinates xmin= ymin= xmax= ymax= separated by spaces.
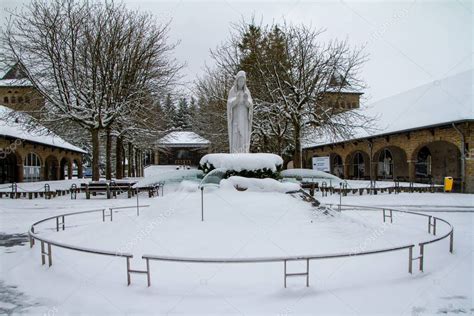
xmin=444 ymin=177 xmax=453 ymax=192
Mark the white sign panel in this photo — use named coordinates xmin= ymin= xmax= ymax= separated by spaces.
xmin=312 ymin=156 xmax=330 ymax=172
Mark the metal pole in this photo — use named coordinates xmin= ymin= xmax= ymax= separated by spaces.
xmin=339 ymin=183 xmax=342 ymax=212
xmin=201 ymin=187 xmax=204 ymax=222
xmin=136 ymin=189 xmax=139 ymax=216
xmin=284 ymin=260 xmax=287 ymax=288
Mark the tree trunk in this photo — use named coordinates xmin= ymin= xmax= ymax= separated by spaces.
xmin=116 ymin=136 xmax=123 ymax=179
xmin=128 ymin=142 xmax=133 ymax=177
xmin=91 ymin=128 xmax=100 ymax=181
xmin=105 ymin=128 xmax=112 ymax=180
xmin=135 ymin=149 xmax=140 ymax=177
xmin=122 ymin=146 xmax=126 ymax=178
xmin=293 ymin=126 xmax=302 ymax=168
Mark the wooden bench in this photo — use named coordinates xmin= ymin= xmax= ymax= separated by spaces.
xmin=82 ymin=181 xmax=155 ymax=199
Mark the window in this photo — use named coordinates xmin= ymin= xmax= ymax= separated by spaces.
xmin=11 ymin=96 xmax=16 ymax=104
xmin=24 ymin=153 xmax=41 ymax=182
xmin=3 ymin=96 xmax=8 ymax=104
xmin=18 ymin=96 xmax=23 ymax=103
xmin=378 ymin=148 xmax=393 ymax=178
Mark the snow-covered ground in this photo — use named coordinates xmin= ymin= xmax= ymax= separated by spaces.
xmin=0 ymin=180 xmax=472 ymax=315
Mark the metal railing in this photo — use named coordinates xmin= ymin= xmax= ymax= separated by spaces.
xmin=28 ymin=204 xmax=454 ymax=289
xmin=28 ymin=205 xmax=149 ymax=279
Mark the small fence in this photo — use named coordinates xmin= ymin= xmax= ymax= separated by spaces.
xmin=1 ymin=182 xmax=163 ymax=200
xmin=301 ymin=180 xmax=442 ymax=197
xmin=28 ymin=204 xmax=454 ymax=289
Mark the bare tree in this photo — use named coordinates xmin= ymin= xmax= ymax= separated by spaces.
xmin=206 ymin=21 xmax=372 ymax=167
xmin=2 ymin=0 xmax=181 ymax=180
xmin=193 ymin=67 xmax=233 ymax=152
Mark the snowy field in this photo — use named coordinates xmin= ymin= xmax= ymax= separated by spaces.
xmin=0 ymin=180 xmax=472 ymax=315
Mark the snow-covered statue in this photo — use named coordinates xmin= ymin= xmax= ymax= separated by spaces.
xmin=227 ymin=71 xmax=253 ymax=153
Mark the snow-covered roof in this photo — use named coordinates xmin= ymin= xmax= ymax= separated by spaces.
xmin=157 ymin=131 xmax=210 ymax=148
xmin=304 ymin=69 xmax=473 ymax=148
xmin=324 ymin=86 xmax=363 ymax=94
xmin=0 ymin=78 xmax=32 ymax=87
xmin=0 ymin=105 xmax=87 ymax=154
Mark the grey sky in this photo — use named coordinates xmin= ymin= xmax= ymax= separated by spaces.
xmin=2 ymin=0 xmax=472 ymax=103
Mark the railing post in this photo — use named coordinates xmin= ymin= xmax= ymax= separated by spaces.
xmin=127 ymin=257 xmax=131 ymax=286
xmin=433 ymin=218 xmax=437 ymax=235
xmin=428 ymin=216 xmax=432 ymax=234
xmin=41 ymin=241 xmax=45 ymax=265
xmin=48 ymin=243 xmax=52 ymax=267
xmin=283 ymin=260 xmax=287 ymax=288
xmin=419 ymin=244 xmax=424 ymax=272
xmin=146 ymin=258 xmax=151 ymax=287
xmin=408 ymin=246 xmax=413 ymax=274
xmin=29 ymin=235 xmax=34 ymax=248
xmin=449 ymin=231 xmax=454 ymax=253
xmin=306 ymin=259 xmax=310 ymax=287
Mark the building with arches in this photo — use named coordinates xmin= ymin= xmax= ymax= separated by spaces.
xmin=303 ymin=70 xmax=473 ymax=192
xmin=0 ymin=105 xmax=86 ymax=184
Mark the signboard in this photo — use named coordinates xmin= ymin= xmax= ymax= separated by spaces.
xmin=312 ymin=156 xmax=330 ymax=172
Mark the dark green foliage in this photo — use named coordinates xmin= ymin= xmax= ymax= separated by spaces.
xmin=198 ymin=162 xmax=282 ymax=180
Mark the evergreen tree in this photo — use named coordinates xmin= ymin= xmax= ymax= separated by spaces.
xmin=163 ymin=93 xmax=176 ymax=129
xmin=175 ymin=97 xmax=190 ymax=129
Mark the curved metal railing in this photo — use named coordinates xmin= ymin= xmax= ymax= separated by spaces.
xmin=28 ymin=204 xmax=454 ymax=288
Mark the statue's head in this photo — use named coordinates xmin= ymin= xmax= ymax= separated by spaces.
xmin=235 ymin=71 xmax=246 ymax=90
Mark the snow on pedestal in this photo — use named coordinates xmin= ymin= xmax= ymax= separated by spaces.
xmin=199 ymin=153 xmax=283 ymax=173
xmin=220 ymin=176 xmax=300 ymax=193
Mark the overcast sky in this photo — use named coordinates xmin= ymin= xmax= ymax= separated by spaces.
xmin=2 ymin=0 xmax=473 ymax=103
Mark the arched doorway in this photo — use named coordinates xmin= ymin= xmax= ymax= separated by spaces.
xmin=24 ymin=152 xmax=42 ymax=182
xmin=414 ymin=141 xmax=461 ymax=185
xmin=60 ymin=157 xmax=72 ymax=180
xmin=415 ymin=147 xmax=432 ymax=180
xmin=351 ymin=152 xmax=366 ymax=179
xmin=0 ymin=153 xmax=20 ymax=184
xmin=331 ymin=154 xmax=344 ymax=178
xmin=377 ymin=148 xmax=393 ymax=179
xmin=44 ymin=155 xmax=59 ymax=181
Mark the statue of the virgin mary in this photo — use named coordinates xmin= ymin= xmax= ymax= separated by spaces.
xmin=227 ymin=71 xmax=253 ymax=153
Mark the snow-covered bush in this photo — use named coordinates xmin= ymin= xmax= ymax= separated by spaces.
xmin=199 ymin=153 xmax=283 ymax=179
xmin=280 ymin=169 xmax=343 ymax=182
xmin=220 ymin=176 xmax=300 ymax=193
xmin=133 ymin=170 xmax=203 ymax=188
